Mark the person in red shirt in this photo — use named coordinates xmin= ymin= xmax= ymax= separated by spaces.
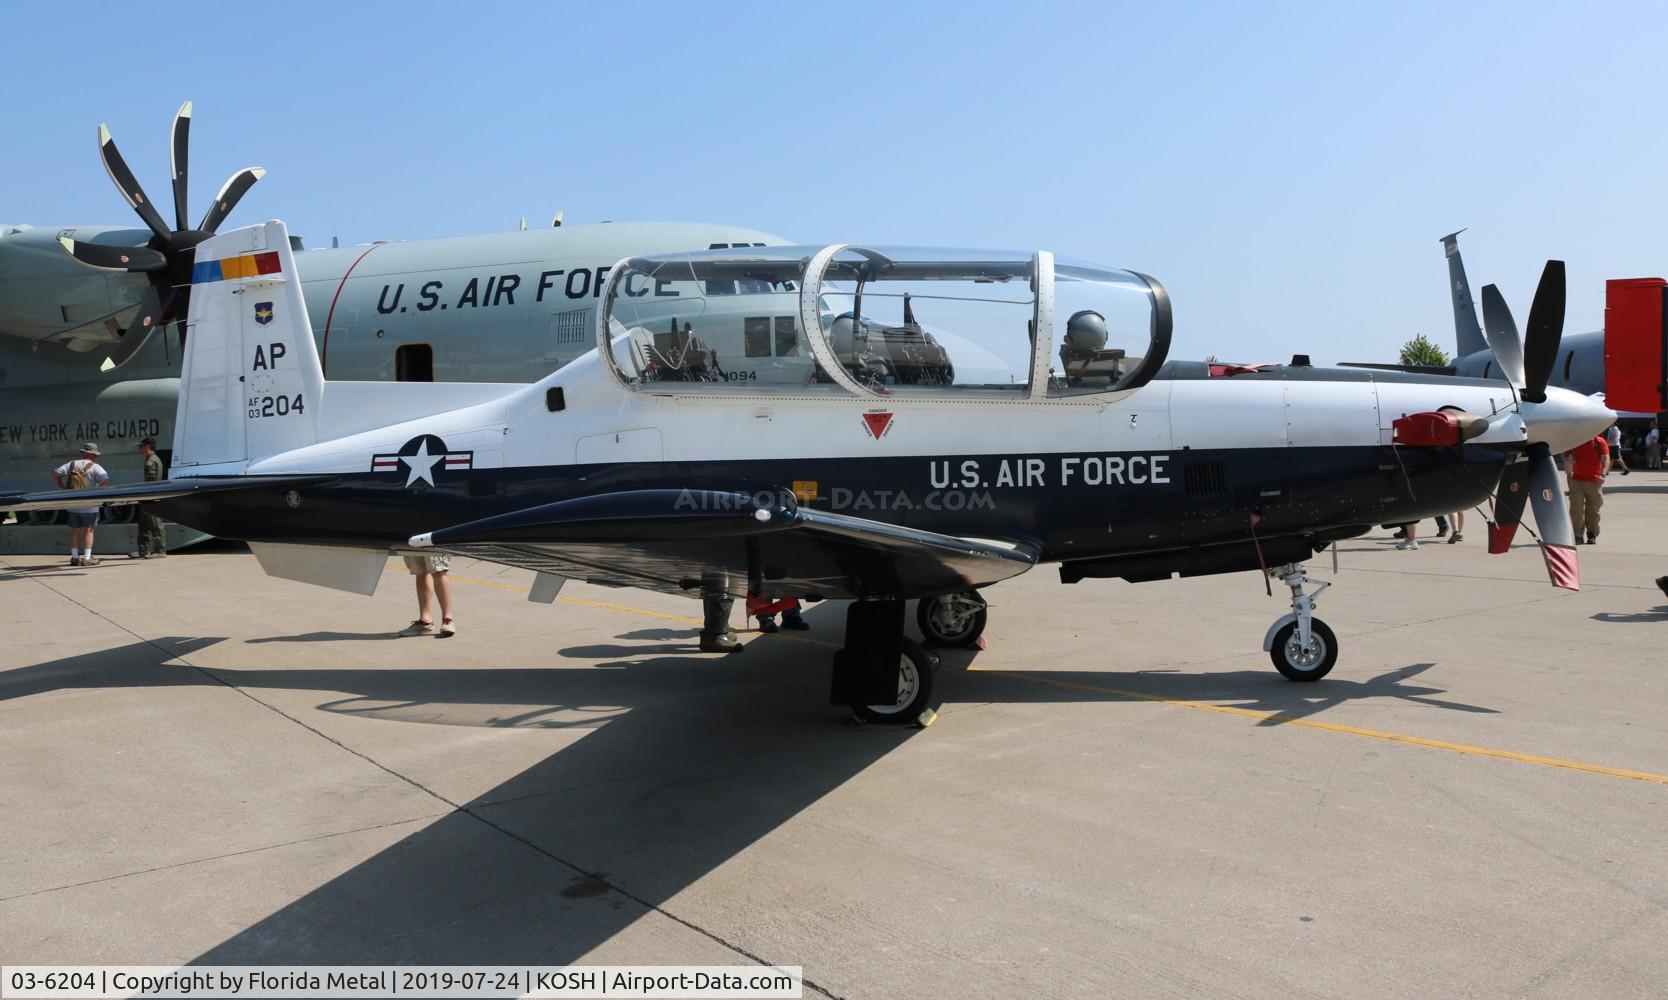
xmin=1563 ymin=434 xmax=1610 ymax=544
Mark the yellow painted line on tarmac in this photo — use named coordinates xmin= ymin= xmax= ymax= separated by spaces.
xmin=443 ymin=567 xmax=1668 ymax=787
xmin=974 ymin=669 xmax=1668 ymax=787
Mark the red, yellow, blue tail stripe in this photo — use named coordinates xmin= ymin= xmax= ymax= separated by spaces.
xmin=191 ymin=250 xmax=281 ymax=283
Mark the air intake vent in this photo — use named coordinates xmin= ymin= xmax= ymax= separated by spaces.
xmin=1184 ymin=461 xmax=1229 ymax=498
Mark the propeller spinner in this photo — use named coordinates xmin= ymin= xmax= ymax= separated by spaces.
xmin=57 ymin=101 xmax=265 ymax=371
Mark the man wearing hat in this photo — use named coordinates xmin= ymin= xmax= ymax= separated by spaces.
xmin=129 ymin=436 xmax=167 ymax=559
xmin=51 ymin=442 xmax=110 ymax=566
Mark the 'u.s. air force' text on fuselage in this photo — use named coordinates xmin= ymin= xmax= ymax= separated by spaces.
xmin=930 ymin=455 xmax=1172 ymax=489
xmin=374 ymin=266 xmax=683 ymax=315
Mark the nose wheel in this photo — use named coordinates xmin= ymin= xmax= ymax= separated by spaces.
xmin=1262 ymin=562 xmax=1337 ymax=681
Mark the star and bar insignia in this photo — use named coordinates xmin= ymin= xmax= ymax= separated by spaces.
xmin=370 ymin=434 xmax=473 ymax=488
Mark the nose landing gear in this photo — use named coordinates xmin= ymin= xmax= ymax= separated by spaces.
xmin=1262 ymin=562 xmax=1337 ymax=681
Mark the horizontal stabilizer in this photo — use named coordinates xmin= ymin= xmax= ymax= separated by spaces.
xmin=0 ymin=474 xmax=336 ymax=514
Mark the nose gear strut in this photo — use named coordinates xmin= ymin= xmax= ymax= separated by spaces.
xmin=1261 ymin=562 xmax=1338 ymax=681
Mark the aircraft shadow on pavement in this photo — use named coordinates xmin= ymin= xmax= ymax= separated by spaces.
xmin=247 ymin=631 xmax=401 ymax=643
xmin=3 ymin=630 xmax=1497 ymax=965
xmin=1600 ymin=483 xmax=1668 ymax=495
xmin=1590 ymin=606 xmax=1668 ymax=623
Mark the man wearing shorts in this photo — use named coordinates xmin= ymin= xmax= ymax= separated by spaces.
xmin=52 ymin=443 xmax=110 ymax=566
xmin=398 ymin=552 xmax=456 ymax=637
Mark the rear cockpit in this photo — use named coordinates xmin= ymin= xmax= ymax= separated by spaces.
xmin=599 ymin=245 xmax=1170 ymax=401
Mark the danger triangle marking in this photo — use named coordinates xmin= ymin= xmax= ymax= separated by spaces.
xmin=862 ymin=411 xmax=894 ymax=439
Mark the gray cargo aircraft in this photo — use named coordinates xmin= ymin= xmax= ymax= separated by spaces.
xmin=1346 ymin=231 xmax=1667 ymax=417
xmin=0 ymin=102 xmax=786 ymax=503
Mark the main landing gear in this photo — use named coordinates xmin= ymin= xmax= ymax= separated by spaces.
xmin=832 ymin=599 xmax=938 ymax=724
xmin=1261 ymin=562 xmax=1337 ymax=682
xmin=916 ymin=590 xmax=988 ymax=648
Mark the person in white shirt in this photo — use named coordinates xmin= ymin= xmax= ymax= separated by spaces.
xmin=1647 ymin=422 xmax=1661 ymax=470
xmin=1606 ymin=423 xmax=1630 ymax=475
xmin=51 ymin=442 xmax=111 ymax=566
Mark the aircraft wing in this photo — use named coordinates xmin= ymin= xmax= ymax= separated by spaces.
xmin=413 ymin=488 xmax=1038 ymax=600
xmin=0 ymin=475 xmax=338 ymax=514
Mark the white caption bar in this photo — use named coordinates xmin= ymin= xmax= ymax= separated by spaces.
xmin=1 ymin=966 xmax=803 ymax=999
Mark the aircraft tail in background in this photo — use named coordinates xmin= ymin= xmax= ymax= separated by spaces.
xmin=174 ymin=220 xmax=323 ymax=472
xmin=1441 ymin=230 xmax=1489 ymax=360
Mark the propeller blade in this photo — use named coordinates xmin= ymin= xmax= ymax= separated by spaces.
xmin=98 ymin=124 xmax=173 ymax=244
xmin=1521 ymin=260 xmax=1566 ymax=403
xmin=1479 ymin=284 xmax=1526 ymax=385
xmin=1486 ymin=459 xmax=1531 ymax=553
xmin=1524 ymin=442 xmax=1579 ymax=590
xmin=198 ymin=166 xmax=265 ymax=233
xmin=99 ymin=283 xmax=174 ymax=373
xmin=56 ymin=235 xmax=166 ymax=273
xmin=170 ymin=100 xmax=192 ymax=233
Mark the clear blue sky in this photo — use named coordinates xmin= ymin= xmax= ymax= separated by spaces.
xmin=5 ymin=2 xmax=1665 ymax=364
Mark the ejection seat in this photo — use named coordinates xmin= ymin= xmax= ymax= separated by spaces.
xmin=642 ymin=320 xmax=724 ymax=382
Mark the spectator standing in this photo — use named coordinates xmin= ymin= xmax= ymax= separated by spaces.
xmin=52 ymin=443 xmax=110 ymax=566
xmin=1606 ymin=423 xmax=1630 ymax=475
xmin=128 ymin=437 xmax=167 ymax=558
xmin=1564 ymin=434 xmax=1611 ymax=545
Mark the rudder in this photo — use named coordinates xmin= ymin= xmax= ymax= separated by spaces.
xmin=173 ymin=221 xmax=323 ymax=471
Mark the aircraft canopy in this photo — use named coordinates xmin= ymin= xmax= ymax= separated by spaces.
xmin=599 ymin=245 xmax=1170 ymax=400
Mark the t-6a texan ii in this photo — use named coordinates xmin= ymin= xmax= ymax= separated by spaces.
xmin=4 ymin=222 xmax=1613 ymax=724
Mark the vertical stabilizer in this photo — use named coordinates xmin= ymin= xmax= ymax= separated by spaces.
xmin=173 ymin=220 xmax=323 ymax=470
xmin=1441 ymin=230 xmax=1489 ymax=359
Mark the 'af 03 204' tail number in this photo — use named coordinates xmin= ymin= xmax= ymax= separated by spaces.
xmin=248 ymin=394 xmax=306 ymax=420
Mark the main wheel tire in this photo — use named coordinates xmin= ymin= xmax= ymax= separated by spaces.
xmin=852 ymin=639 xmax=936 ymax=724
xmin=916 ymin=592 xmax=988 ymax=648
xmin=1269 ymin=618 xmax=1338 ymax=682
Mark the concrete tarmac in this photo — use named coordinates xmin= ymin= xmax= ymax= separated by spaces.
xmin=4 ymin=475 xmax=1668 ymax=998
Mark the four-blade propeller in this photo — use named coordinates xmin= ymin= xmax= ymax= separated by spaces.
xmin=57 ymin=101 xmax=264 ymax=371
xmin=1482 ymin=261 xmax=1583 ymax=590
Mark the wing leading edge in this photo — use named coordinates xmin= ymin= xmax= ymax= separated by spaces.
xmin=412 ymin=488 xmax=1038 ymax=600
xmin=0 ymin=475 xmax=338 ymax=514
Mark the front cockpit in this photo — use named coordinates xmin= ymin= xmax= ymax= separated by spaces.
xmin=598 ymin=244 xmax=1170 ymax=401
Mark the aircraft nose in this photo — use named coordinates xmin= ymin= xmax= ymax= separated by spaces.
xmin=1521 ymin=387 xmax=1615 ymax=454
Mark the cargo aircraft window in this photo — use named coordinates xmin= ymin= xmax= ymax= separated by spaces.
xmin=395 ymin=343 xmax=433 ymax=382
xmin=774 ymin=315 xmax=799 ymax=357
xmin=744 ymin=317 xmax=772 ymax=357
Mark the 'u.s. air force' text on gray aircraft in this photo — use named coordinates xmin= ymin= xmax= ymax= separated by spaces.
xmin=1 ymin=222 xmax=1616 ymax=723
xmin=0 ymin=101 xmax=788 ymax=497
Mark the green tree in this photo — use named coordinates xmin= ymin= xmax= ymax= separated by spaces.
xmin=1399 ymin=333 xmax=1450 ymax=367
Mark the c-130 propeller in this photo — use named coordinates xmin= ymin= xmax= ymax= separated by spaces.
xmin=56 ymin=101 xmax=265 ymax=371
